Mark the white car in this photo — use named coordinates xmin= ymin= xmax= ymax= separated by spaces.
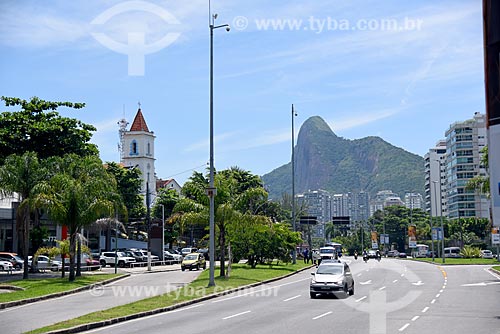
xmin=0 ymin=259 xmax=13 ymax=271
xmin=164 ymin=250 xmax=182 ymax=263
xmin=481 ymin=250 xmax=493 ymax=259
xmin=28 ymin=255 xmax=62 ymax=271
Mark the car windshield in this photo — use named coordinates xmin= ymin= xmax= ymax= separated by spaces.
xmin=13 ymin=255 xmax=23 ymax=261
xmin=316 ymin=265 xmax=343 ymax=275
xmin=320 ymin=249 xmax=334 ymax=254
xmin=184 ymin=254 xmax=197 ymax=260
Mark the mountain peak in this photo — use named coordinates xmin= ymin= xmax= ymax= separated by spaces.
xmin=262 ymin=115 xmax=424 ymax=199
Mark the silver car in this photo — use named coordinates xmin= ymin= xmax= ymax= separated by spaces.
xmin=310 ymin=261 xmax=354 ymax=298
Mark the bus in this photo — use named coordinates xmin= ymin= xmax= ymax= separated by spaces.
xmin=444 ymin=247 xmax=462 ymax=258
xmin=324 ymin=242 xmax=342 ymax=256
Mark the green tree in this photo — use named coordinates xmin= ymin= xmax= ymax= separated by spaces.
xmin=105 ymin=162 xmax=145 ymax=221
xmin=0 ymin=96 xmax=98 ymax=164
xmin=466 ymin=146 xmax=489 ymax=196
xmin=0 ymin=152 xmax=48 ymax=279
xmin=38 ymin=155 xmax=122 ymax=281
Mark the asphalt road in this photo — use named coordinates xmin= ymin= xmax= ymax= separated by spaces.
xmin=0 ymin=265 xmax=202 ymax=333
xmin=83 ymin=258 xmax=500 ymax=334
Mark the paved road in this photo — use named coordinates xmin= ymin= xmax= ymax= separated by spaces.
xmin=0 ymin=264 xmax=202 ymax=333
xmin=84 ymin=258 xmax=500 ymax=334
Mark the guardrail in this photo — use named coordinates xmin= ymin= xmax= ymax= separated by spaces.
xmin=129 ymin=259 xmax=181 ymax=268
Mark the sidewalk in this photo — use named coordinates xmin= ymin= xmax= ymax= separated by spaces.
xmin=0 ymin=264 xmax=202 ymax=334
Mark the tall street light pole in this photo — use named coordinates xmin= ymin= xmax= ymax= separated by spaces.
xmin=291 ymin=104 xmax=297 ymax=264
xmin=208 ymin=6 xmax=229 ymax=287
xmin=160 ymin=204 xmax=165 ymax=263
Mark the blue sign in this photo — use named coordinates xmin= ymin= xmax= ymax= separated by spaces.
xmin=432 ymin=227 xmax=443 ymax=241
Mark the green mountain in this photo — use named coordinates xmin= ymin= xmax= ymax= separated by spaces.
xmin=262 ymin=116 xmax=425 ymax=199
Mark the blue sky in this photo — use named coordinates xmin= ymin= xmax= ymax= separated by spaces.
xmin=0 ymin=0 xmax=485 ymax=185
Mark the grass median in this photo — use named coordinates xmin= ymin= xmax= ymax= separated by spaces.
xmin=0 ymin=273 xmax=122 ymax=303
xmin=410 ymin=257 xmax=500 ymax=265
xmin=27 ymin=262 xmax=310 ymax=334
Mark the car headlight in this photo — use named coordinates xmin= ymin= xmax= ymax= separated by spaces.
xmin=334 ymin=280 xmax=343 ymax=285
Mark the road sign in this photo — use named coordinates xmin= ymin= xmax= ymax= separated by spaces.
xmin=433 ymin=227 xmax=443 ymax=241
xmin=492 ymin=227 xmax=500 ymax=245
xmin=380 ymin=234 xmax=389 ymax=245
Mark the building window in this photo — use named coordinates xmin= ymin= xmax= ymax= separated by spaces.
xmin=130 ymin=140 xmax=139 ymax=156
xmin=147 ymin=142 xmax=151 ymax=156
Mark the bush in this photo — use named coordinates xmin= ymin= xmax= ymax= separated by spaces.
xmin=460 ymin=245 xmax=482 ymax=258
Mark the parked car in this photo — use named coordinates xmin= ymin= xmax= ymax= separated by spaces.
xmin=310 ymin=260 xmax=354 ymax=298
xmin=181 ymin=247 xmax=198 ymax=257
xmin=83 ymin=254 xmax=101 ymax=270
xmin=181 ymin=253 xmax=206 ymax=271
xmin=135 ymin=250 xmax=160 ymax=262
xmin=0 ymin=252 xmax=24 ymax=269
xmin=0 ymin=259 xmax=13 ymax=271
xmin=28 ymin=255 xmax=62 ymax=271
xmin=398 ymin=252 xmax=408 ymax=258
xmin=387 ymin=250 xmax=400 ymax=258
xmin=164 ymin=250 xmax=182 ymax=263
xmin=99 ymin=251 xmax=136 ymax=268
xmin=481 ymin=250 xmax=493 ymax=259
xmin=122 ymin=250 xmax=144 ymax=262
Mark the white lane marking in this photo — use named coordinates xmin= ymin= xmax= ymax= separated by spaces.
xmin=212 ymin=277 xmax=309 ymax=303
xmin=223 ymin=310 xmax=251 ymax=320
xmin=442 ymin=285 xmax=446 ymax=289
xmin=412 ymin=281 xmax=424 ymax=286
xmin=399 ymin=323 xmax=410 ymax=331
xmin=439 ymin=289 xmax=443 ymax=293
xmin=355 ymin=296 xmax=367 ymax=302
xmin=283 ymin=295 xmax=301 ymax=302
xmin=436 ymin=293 xmax=440 ymax=298
xmin=359 ymin=280 xmax=372 ymax=285
xmin=485 ymin=267 xmax=500 ymax=280
xmin=431 ymin=299 xmax=436 ymax=304
xmin=313 ymin=311 xmax=332 ymax=320
xmin=401 ymin=273 xmax=405 ymax=277
xmin=422 ymin=307 xmax=429 ymax=313
xmin=379 ymin=286 xmax=386 ymax=291
xmin=393 ymin=279 xmax=398 ymax=283
xmin=357 ymin=273 xmax=363 ymax=277
xmin=412 ymin=316 xmax=420 ymax=321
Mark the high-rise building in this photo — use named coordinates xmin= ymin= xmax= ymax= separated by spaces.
xmin=370 ymin=190 xmax=401 ymax=216
xmin=424 ymin=140 xmax=447 ymax=217
xmin=404 ymin=193 xmax=424 ymax=210
xmin=444 ymin=112 xmax=488 ymax=219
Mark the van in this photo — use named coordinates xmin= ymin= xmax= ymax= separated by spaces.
xmin=444 ymin=247 xmax=462 ymax=258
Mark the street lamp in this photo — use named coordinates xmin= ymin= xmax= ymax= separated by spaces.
xmin=291 ymin=104 xmax=297 ymax=264
xmin=432 ymin=180 xmax=445 ymax=263
xmin=160 ymin=204 xmax=165 ymax=263
xmin=208 ymin=7 xmax=229 ymax=287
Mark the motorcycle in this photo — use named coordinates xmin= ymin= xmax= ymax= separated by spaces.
xmin=363 ymin=255 xmax=368 ymax=263
xmin=354 ymin=253 xmax=358 ymax=260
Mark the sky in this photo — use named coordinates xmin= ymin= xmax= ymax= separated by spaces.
xmin=0 ymin=0 xmax=486 ymax=186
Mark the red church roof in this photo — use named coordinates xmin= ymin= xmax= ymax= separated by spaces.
xmin=129 ymin=108 xmax=150 ymax=132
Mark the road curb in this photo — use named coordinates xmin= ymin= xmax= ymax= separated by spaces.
xmin=0 ymin=274 xmax=130 ymax=310
xmin=45 ymin=264 xmax=315 ymax=334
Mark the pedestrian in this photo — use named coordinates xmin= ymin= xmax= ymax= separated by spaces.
xmin=303 ymin=248 xmax=309 ymax=263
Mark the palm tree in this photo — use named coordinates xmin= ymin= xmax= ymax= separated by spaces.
xmin=39 ymin=155 xmax=121 ymax=281
xmin=0 ymin=152 xmax=47 ymax=279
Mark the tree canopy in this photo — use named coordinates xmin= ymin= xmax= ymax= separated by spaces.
xmin=0 ymin=96 xmax=98 ymax=163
